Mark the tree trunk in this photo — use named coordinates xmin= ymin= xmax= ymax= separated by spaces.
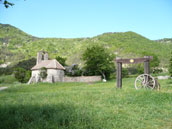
xmin=100 ymin=71 xmax=106 ymax=80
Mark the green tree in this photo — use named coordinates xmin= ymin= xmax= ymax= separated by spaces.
xmin=56 ymin=56 xmax=67 ymax=66
xmin=82 ymin=45 xmax=115 ymax=80
xmin=150 ymin=54 xmax=160 ymax=68
xmin=14 ymin=58 xmax=36 ymax=70
xmin=14 ymin=67 xmax=31 ymax=83
xmin=65 ymin=64 xmax=82 ymax=77
xmin=169 ymin=52 xmax=172 ymax=77
xmin=141 ymin=52 xmax=160 ymax=73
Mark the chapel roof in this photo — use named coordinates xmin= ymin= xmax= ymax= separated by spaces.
xmin=31 ymin=59 xmax=65 ymax=70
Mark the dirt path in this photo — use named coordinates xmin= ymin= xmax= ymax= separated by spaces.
xmin=0 ymin=87 xmax=8 ymax=91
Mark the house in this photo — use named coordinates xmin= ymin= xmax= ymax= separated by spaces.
xmin=28 ymin=51 xmax=65 ymax=84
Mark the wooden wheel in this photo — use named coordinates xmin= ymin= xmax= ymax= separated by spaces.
xmin=135 ymin=74 xmax=155 ymax=90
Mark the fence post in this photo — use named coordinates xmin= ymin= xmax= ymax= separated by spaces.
xmin=116 ymin=58 xmax=122 ymax=88
xmin=144 ymin=56 xmax=150 ymax=74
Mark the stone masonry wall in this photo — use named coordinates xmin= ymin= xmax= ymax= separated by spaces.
xmin=31 ymin=69 xmax=64 ymax=82
xmin=64 ymin=76 xmax=101 ymax=83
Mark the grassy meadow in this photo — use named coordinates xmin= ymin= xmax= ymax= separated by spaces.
xmin=0 ymin=78 xmax=172 ymax=129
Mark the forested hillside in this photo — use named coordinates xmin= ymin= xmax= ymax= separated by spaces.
xmin=155 ymin=38 xmax=172 ymax=44
xmin=0 ymin=23 xmax=171 ymax=67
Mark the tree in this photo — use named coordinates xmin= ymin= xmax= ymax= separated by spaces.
xmin=56 ymin=56 xmax=67 ymax=66
xmin=141 ymin=52 xmax=160 ymax=73
xmin=82 ymin=45 xmax=115 ymax=80
xmin=65 ymin=64 xmax=82 ymax=77
xmin=150 ymin=54 xmax=160 ymax=69
xmin=0 ymin=0 xmax=14 ymax=8
xmin=14 ymin=67 xmax=31 ymax=83
xmin=14 ymin=58 xmax=36 ymax=70
xmin=169 ymin=52 xmax=172 ymax=77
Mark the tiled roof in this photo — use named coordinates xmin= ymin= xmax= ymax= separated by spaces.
xmin=31 ymin=59 xmax=65 ymax=70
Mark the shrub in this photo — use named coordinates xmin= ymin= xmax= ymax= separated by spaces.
xmin=82 ymin=68 xmax=99 ymax=76
xmin=14 ymin=67 xmax=31 ymax=83
xmin=136 ymin=64 xmax=144 ymax=74
xmin=152 ymin=68 xmax=163 ymax=74
xmin=122 ymin=68 xmax=129 ymax=78
xmin=0 ymin=78 xmax=4 ymax=84
xmin=24 ymin=70 xmax=31 ymax=82
xmin=65 ymin=64 xmax=83 ymax=76
xmin=141 ymin=52 xmax=160 ymax=73
xmin=109 ymin=72 xmax=116 ymax=80
xmin=0 ymin=67 xmax=13 ymax=76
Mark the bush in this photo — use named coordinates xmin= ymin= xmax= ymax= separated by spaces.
xmin=152 ymin=68 xmax=163 ymax=74
xmin=136 ymin=64 xmax=144 ymax=74
xmin=122 ymin=68 xmax=129 ymax=78
xmin=24 ymin=71 xmax=31 ymax=82
xmin=65 ymin=64 xmax=83 ymax=76
xmin=0 ymin=78 xmax=4 ymax=84
xmin=109 ymin=72 xmax=116 ymax=80
xmin=14 ymin=68 xmax=31 ymax=83
xmin=0 ymin=67 xmax=13 ymax=76
xmin=141 ymin=52 xmax=160 ymax=73
xmin=82 ymin=69 xmax=99 ymax=76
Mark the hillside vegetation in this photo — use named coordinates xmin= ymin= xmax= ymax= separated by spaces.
xmin=0 ymin=23 xmax=171 ymax=67
xmin=155 ymin=38 xmax=172 ymax=44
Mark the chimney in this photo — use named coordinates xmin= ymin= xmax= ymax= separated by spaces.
xmin=44 ymin=52 xmax=48 ymax=60
xmin=37 ymin=51 xmax=43 ymax=64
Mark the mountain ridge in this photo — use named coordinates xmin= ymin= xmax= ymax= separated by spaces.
xmin=0 ymin=23 xmax=171 ymax=67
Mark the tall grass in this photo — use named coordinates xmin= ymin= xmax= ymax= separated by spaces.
xmin=0 ymin=75 xmax=18 ymax=85
xmin=0 ymin=78 xmax=172 ymax=129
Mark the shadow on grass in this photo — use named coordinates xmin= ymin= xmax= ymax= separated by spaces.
xmin=0 ymin=104 xmax=94 ymax=129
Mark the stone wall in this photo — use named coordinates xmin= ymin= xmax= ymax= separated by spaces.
xmin=30 ymin=70 xmax=101 ymax=83
xmin=64 ymin=76 xmax=101 ymax=82
xmin=31 ymin=69 xmax=64 ymax=83
xmin=47 ymin=69 xmax=64 ymax=82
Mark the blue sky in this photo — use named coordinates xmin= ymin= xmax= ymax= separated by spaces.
xmin=0 ymin=0 xmax=172 ymax=40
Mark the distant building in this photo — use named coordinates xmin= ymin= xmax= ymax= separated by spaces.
xmin=28 ymin=51 xmax=65 ymax=84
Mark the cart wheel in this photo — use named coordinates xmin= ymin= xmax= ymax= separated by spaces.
xmin=135 ymin=74 xmax=155 ymax=90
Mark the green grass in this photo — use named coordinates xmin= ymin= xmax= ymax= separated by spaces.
xmin=0 ymin=75 xmax=18 ymax=86
xmin=0 ymin=78 xmax=172 ymax=129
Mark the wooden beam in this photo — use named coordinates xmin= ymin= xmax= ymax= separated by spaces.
xmin=144 ymin=56 xmax=150 ymax=74
xmin=144 ymin=61 xmax=150 ymax=74
xmin=116 ymin=62 xmax=122 ymax=88
xmin=115 ymin=56 xmax=153 ymax=89
xmin=116 ymin=56 xmax=153 ymax=64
